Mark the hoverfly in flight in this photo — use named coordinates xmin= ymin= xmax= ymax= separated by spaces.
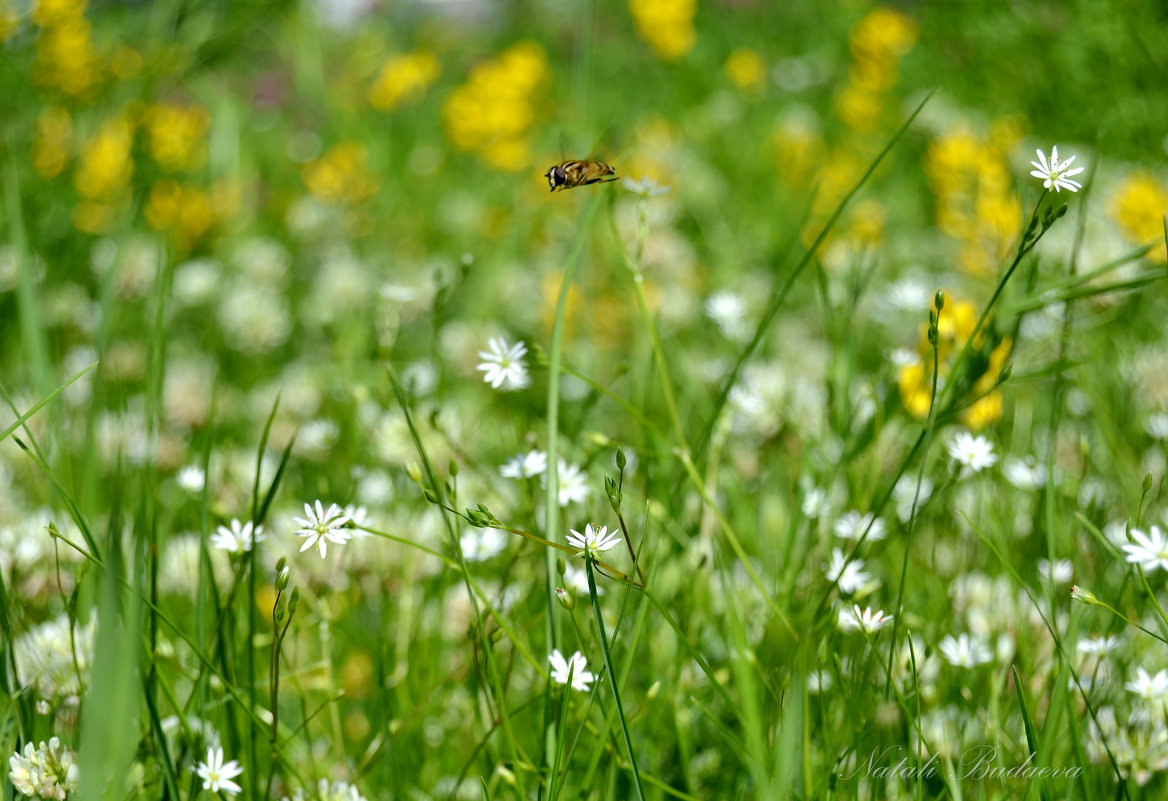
xmin=544 ymin=159 xmax=619 ymax=192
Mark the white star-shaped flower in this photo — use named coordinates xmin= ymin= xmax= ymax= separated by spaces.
xmin=948 ymin=431 xmax=997 ymax=472
xmin=1029 ymin=146 xmax=1085 ymax=193
xmin=837 ymin=604 xmax=892 ymax=633
xmin=548 ymin=649 xmax=595 ymax=692
xmin=566 ymin=523 xmax=621 ymax=559
xmin=476 ymin=336 xmax=529 ymax=390
xmin=195 ymin=746 xmax=243 ymax=796
xmin=1122 ymin=525 xmax=1168 ymax=573
xmin=293 ymin=500 xmax=352 ymax=559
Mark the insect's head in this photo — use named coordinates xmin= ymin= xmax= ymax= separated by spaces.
xmin=546 ymin=164 xmax=568 ymax=192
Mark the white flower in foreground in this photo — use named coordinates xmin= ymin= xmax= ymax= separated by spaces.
xmin=293 ymin=500 xmax=352 ymax=559
xmin=567 ymin=523 xmax=621 ymax=559
xmin=549 ymin=649 xmax=595 ymax=692
xmin=822 ymin=547 xmax=871 ymax=595
xmin=543 ymin=459 xmax=590 ymax=507
xmin=837 ymin=604 xmax=892 ymax=634
xmin=499 ymin=449 xmax=548 ymax=479
xmin=476 ymin=337 xmax=529 ymax=390
xmin=947 ymin=431 xmax=997 ymax=472
xmin=7 ymin=737 xmax=79 ymax=799
xmin=1029 ymin=146 xmax=1085 ymax=193
xmin=1125 ymin=667 xmax=1168 ymax=702
xmin=939 ymin=633 xmax=993 ymax=668
xmin=1122 ymin=526 xmax=1168 ymax=573
xmin=833 ymin=510 xmax=886 ymax=542
xmin=195 ymin=746 xmax=243 ymax=796
xmin=210 ymin=519 xmax=265 ymax=553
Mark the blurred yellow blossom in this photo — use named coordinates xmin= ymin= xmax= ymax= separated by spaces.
xmin=145 ymin=180 xmax=214 ymax=250
xmin=33 ymin=0 xmax=101 ymax=96
xmin=34 ymin=107 xmax=73 ymax=178
xmin=769 ymin=119 xmax=826 ymax=189
xmin=75 ymin=115 xmax=134 ymax=200
xmin=368 ymin=51 xmax=441 ymax=111
xmin=836 ymin=7 xmax=917 ymax=131
xmin=896 ymin=296 xmax=1009 ymax=430
xmin=724 ymin=48 xmax=766 ymax=93
xmin=303 ymin=141 xmax=379 ymax=203
xmin=108 ymin=45 xmax=145 ymax=80
xmin=1110 ymin=172 xmax=1168 ymax=256
xmin=144 ymin=103 xmax=211 ymax=172
xmin=629 ymin=0 xmax=696 ymax=62
xmin=0 ymin=0 xmax=18 ymax=41
xmin=924 ymin=125 xmax=1021 ymax=276
xmin=443 ymin=42 xmax=548 ymax=172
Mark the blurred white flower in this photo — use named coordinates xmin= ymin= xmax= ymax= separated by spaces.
xmin=822 ymin=547 xmax=871 ymax=594
xmin=567 ymin=523 xmax=621 ymax=559
xmin=833 ymin=511 xmax=886 ymax=542
xmin=939 ymin=633 xmax=993 ymax=668
xmin=892 ymin=475 xmax=933 ymax=524
xmin=544 ymin=460 xmax=590 ymax=507
xmin=1029 ymin=146 xmax=1084 ymax=193
xmin=837 ymin=604 xmax=892 ymax=633
xmin=476 ymin=337 xmax=529 ymax=390
xmin=176 ymin=465 xmax=206 ymax=493
xmin=1145 ymin=413 xmax=1168 ymax=440
xmin=281 ymin=779 xmax=370 ymax=801
xmin=1077 ymin=634 xmax=1120 ymax=655
xmin=500 ymin=450 xmax=548 ymax=479
xmin=1037 ymin=558 xmax=1072 ymax=584
xmin=14 ymin=614 xmax=96 ymax=702
xmin=801 ymin=486 xmax=829 ymax=519
xmin=293 ymin=500 xmax=352 ymax=559
xmin=195 ymin=746 xmax=243 ymax=796
xmin=704 ymin=290 xmax=750 ymax=342
xmin=211 ymin=519 xmax=265 ymax=553
xmin=948 ymin=431 xmax=997 ymax=472
xmin=623 ymin=176 xmax=671 ymax=197
xmin=549 ymin=649 xmax=595 ymax=692
xmin=1122 ymin=526 xmax=1168 ymax=573
xmin=1003 ymin=455 xmax=1046 ymax=490
xmin=460 ymin=528 xmax=508 ymax=562
xmin=1125 ymin=667 xmax=1168 ymax=702
xmin=562 ymin=563 xmax=601 ymax=596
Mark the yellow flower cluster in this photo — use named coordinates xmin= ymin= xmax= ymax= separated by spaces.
xmin=836 ymin=6 xmax=918 ymax=131
xmin=72 ymin=113 xmax=134 ymax=234
xmin=32 ymin=0 xmax=101 ymax=96
xmin=143 ymin=180 xmax=236 ymax=252
xmin=896 ymin=296 xmax=1011 ymax=430
xmin=1110 ymin=171 xmax=1168 ymax=261
xmin=924 ymin=123 xmax=1023 ymax=276
xmin=302 ymin=141 xmax=379 ymax=203
xmin=34 ymin=107 xmax=73 ymax=179
xmin=629 ymin=0 xmax=696 ymax=62
xmin=368 ymin=51 xmax=441 ymax=111
xmin=724 ymin=48 xmax=765 ymax=93
xmin=144 ymin=103 xmax=211 ymax=172
xmin=442 ymin=42 xmax=548 ymax=172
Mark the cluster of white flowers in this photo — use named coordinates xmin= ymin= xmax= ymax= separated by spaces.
xmin=8 ymin=738 xmax=78 ymax=800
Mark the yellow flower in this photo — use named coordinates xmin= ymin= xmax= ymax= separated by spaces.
xmin=144 ymin=103 xmax=211 ymax=172
xmin=724 ymin=48 xmax=765 ymax=93
xmin=834 ymin=84 xmax=883 ymax=131
xmin=36 ymin=15 xmax=101 ymax=96
xmin=302 ymin=141 xmax=378 ymax=203
xmin=629 ymin=0 xmax=696 ymax=62
xmin=896 ymin=298 xmax=1007 ymax=430
xmin=0 ymin=0 xmax=19 ymax=42
xmin=145 ymin=180 xmax=214 ymax=250
xmin=442 ymin=42 xmax=548 ymax=172
xmin=769 ymin=120 xmax=825 ymax=189
xmin=1110 ymin=172 xmax=1168 ymax=249
xmin=850 ymin=6 xmax=919 ymax=63
xmin=31 ymin=0 xmax=87 ymax=27
xmin=34 ymin=107 xmax=72 ymax=178
xmin=368 ymin=51 xmax=441 ymax=111
xmin=75 ymin=114 xmax=134 ymax=201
